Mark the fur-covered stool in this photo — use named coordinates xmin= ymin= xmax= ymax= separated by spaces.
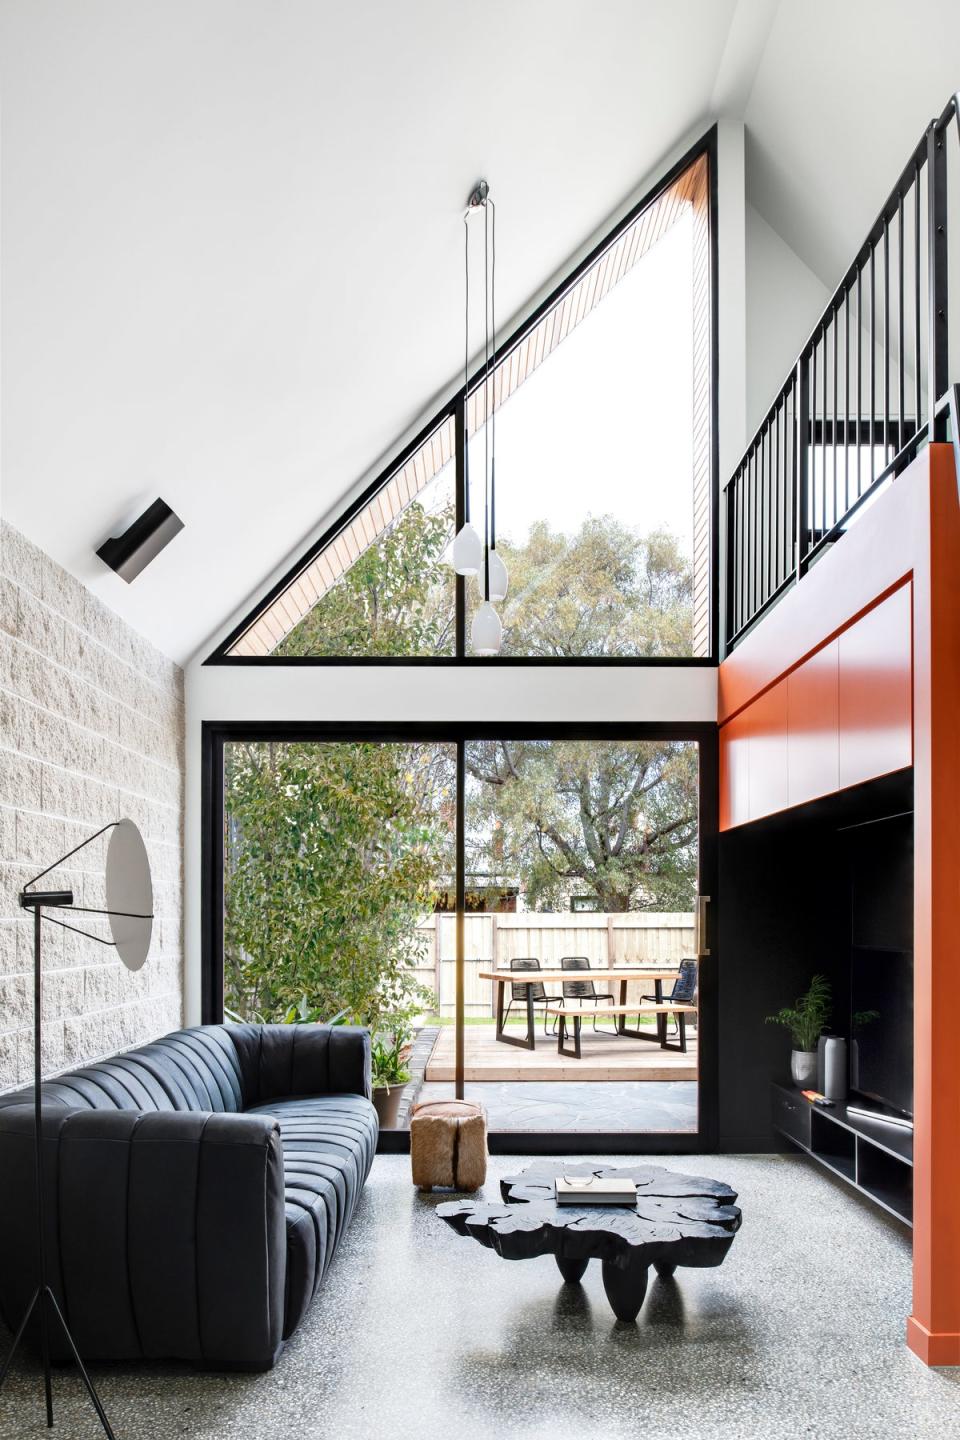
xmin=410 ymin=1099 xmax=487 ymax=1192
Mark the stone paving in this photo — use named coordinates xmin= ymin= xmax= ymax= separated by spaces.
xmin=415 ymin=1078 xmax=698 ymax=1132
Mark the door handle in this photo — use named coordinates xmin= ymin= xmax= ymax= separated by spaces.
xmin=696 ymin=895 xmax=711 ymax=958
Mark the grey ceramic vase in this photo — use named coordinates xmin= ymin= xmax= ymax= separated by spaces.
xmin=791 ymin=1049 xmax=818 ymax=1088
xmin=823 ymin=1036 xmax=848 ymax=1100
xmin=816 ymin=1033 xmax=831 ymax=1091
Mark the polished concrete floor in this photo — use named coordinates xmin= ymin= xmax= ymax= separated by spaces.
xmin=415 ymin=1079 xmax=698 ymax=1131
xmin=1 ymin=1153 xmax=958 ymax=1439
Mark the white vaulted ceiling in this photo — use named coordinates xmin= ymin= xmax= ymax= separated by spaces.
xmin=742 ymin=0 xmax=960 ymax=286
xmin=1 ymin=0 xmax=957 ymax=662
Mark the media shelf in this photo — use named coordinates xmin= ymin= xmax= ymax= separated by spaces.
xmin=771 ymin=1083 xmax=912 ymax=1225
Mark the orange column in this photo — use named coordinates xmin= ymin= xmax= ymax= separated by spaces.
xmin=908 ymin=444 xmax=960 ymax=1366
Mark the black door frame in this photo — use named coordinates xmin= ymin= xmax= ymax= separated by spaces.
xmin=201 ymin=720 xmax=718 ymax=1154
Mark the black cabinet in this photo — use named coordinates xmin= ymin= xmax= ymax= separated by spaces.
xmin=771 ymin=1084 xmax=812 ymax=1148
xmin=771 ymin=1083 xmax=912 ymax=1225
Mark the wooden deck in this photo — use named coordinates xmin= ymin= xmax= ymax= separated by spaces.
xmin=423 ymin=1023 xmax=698 ymax=1082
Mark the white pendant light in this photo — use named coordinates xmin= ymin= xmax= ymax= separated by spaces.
xmin=478 ymin=547 xmax=508 ymax=601
xmin=451 ymin=521 xmax=482 ymax=576
xmin=471 ymin=600 xmax=502 ymax=656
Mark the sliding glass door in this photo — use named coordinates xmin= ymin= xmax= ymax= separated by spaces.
xmin=207 ymin=725 xmax=715 ymax=1148
xmin=418 ymin=738 xmax=702 ymax=1137
xmin=220 ymin=738 xmax=458 ymax=1130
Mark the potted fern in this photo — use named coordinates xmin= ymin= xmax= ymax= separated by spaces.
xmin=766 ymin=975 xmax=832 ymax=1088
xmin=370 ymin=1028 xmax=413 ymax=1129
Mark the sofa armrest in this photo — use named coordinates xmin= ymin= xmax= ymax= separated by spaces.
xmin=227 ymin=1022 xmax=372 ymax=1106
xmin=0 ymin=1106 xmax=287 ymax=1371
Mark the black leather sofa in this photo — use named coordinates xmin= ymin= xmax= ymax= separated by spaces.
xmin=0 ymin=1023 xmax=377 ymax=1371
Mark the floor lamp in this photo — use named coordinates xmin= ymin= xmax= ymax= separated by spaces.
xmin=0 ymin=818 xmax=153 ymax=1439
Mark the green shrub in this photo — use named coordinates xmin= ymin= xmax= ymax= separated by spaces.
xmin=224 ymin=740 xmax=440 ymax=1031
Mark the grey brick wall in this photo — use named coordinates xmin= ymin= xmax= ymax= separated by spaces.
xmin=0 ymin=521 xmax=184 ymax=1089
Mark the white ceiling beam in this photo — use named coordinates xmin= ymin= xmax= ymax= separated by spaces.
xmin=709 ymin=0 xmax=781 ymax=118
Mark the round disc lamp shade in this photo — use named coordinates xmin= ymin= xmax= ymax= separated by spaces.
xmin=105 ymin=818 xmax=153 ymax=970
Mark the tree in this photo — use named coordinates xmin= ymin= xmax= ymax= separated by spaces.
xmin=223 ymin=741 xmax=451 ymax=1027
xmin=277 ymin=507 xmax=693 ymax=660
xmin=465 ymin=740 xmax=698 ymax=912
xmin=483 ymin=518 xmax=693 ymax=657
xmin=276 ymin=500 xmax=455 ymax=657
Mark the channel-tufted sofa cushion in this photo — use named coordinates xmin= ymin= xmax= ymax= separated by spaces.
xmin=0 ymin=1024 xmax=377 ymax=1371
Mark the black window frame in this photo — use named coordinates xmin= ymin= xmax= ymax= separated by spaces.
xmin=201 ymin=718 xmax=718 ymax=1154
xmin=205 ymin=127 xmax=719 ymax=668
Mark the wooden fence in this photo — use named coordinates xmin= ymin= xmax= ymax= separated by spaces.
xmin=412 ymin=912 xmax=695 ymax=1017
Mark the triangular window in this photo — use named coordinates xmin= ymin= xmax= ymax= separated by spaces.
xmin=212 ymin=139 xmax=714 ymax=662
xmin=233 ymin=414 xmax=457 ymax=658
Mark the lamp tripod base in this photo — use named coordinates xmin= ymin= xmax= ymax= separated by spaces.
xmin=0 ymin=1284 xmax=116 ymax=1438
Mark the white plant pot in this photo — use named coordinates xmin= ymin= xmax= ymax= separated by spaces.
xmin=791 ymin=1049 xmax=818 ymax=1088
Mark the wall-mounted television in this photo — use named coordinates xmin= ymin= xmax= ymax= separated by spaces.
xmin=850 ymin=948 xmax=913 ymax=1117
xmin=847 ymin=812 xmax=913 ymax=1119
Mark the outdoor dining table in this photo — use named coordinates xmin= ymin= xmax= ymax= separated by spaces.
xmin=478 ymin=967 xmax=683 ymax=1052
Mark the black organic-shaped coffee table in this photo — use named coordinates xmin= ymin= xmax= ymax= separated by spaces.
xmin=437 ymin=1161 xmax=741 ymax=1322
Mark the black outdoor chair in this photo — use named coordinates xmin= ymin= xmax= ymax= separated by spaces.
xmin=550 ymin=956 xmax=618 ymax=1035
xmin=503 ymin=957 xmax=562 ymax=1036
xmin=642 ymin=957 xmax=698 ymax=1038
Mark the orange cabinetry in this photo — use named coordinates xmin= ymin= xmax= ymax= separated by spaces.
xmin=747 ymin=680 xmax=789 ymax=820
xmin=788 ymin=638 xmax=839 ymax=807
xmin=719 ymin=584 xmax=912 ymax=830
xmin=719 ymin=709 xmax=750 ymax=831
xmin=838 ymin=583 xmax=913 ymax=788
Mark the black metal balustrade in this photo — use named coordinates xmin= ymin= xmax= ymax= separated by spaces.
xmin=725 ymin=93 xmax=960 ymax=651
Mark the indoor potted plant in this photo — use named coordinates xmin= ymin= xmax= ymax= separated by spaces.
xmin=766 ymin=975 xmax=832 ymax=1088
xmin=370 ymin=1027 xmax=413 ymax=1128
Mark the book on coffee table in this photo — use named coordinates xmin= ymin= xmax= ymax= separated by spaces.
xmin=555 ymin=1176 xmax=638 ymax=1205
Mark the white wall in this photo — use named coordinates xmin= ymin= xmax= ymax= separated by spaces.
xmin=745 ymin=202 xmax=830 ymax=435
xmin=744 ymin=199 xmax=924 ymax=450
xmin=717 ymin=119 xmax=748 ymax=484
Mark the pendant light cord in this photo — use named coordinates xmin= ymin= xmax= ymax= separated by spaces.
xmin=489 ymin=198 xmax=497 ymax=553
xmin=463 ymin=211 xmax=471 ymax=525
xmin=483 ymin=195 xmax=491 ymax=599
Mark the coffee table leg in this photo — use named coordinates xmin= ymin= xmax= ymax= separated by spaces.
xmin=601 ymin=1256 xmax=649 ymax=1322
xmin=654 ymin=1261 xmax=677 ymax=1279
xmin=555 ymin=1256 xmax=589 ymax=1284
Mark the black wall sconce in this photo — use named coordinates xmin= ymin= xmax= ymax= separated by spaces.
xmin=96 ymin=498 xmax=183 ymax=582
